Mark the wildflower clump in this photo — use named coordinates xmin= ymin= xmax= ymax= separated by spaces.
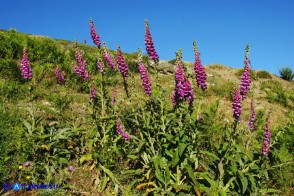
xmin=20 ymin=48 xmax=32 ymax=80
xmin=116 ymin=45 xmax=129 ymax=78
xmin=89 ymin=18 xmax=101 ymax=48
xmin=103 ymin=42 xmax=115 ymax=70
xmin=262 ymin=115 xmax=271 ymax=156
xmin=138 ymin=49 xmax=152 ymax=96
xmin=240 ymin=44 xmax=251 ymax=100
xmin=193 ymin=41 xmax=207 ymax=90
xmin=144 ymin=19 xmax=159 ymax=62
xmin=232 ymin=86 xmax=242 ymax=122
xmin=55 ymin=67 xmax=64 ymax=84
xmin=172 ymin=50 xmax=194 ymax=106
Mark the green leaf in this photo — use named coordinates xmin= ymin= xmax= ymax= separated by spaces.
xmin=171 ymin=149 xmax=179 ymax=168
xmin=59 ymin=157 xmax=69 ymax=164
xmin=184 ymin=164 xmax=197 ymax=185
xmin=127 ymin=155 xmax=138 ymax=160
xmin=79 ymin=153 xmax=92 ymax=164
xmin=259 ymin=188 xmax=280 ymax=194
xmin=178 ymin=143 xmax=188 ymax=157
xmin=238 ymin=171 xmax=248 ymax=194
xmin=200 ymin=150 xmax=220 ymax=161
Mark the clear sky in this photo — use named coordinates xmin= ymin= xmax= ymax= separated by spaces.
xmin=1 ymin=0 xmax=293 ymax=74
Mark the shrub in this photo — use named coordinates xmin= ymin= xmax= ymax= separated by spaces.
xmin=256 ymin=70 xmax=272 ymax=79
xmin=279 ymin=66 xmax=294 ymax=80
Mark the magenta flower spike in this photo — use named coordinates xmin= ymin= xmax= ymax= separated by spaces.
xmin=103 ymin=42 xmax=115 ymax=70
xmin=116 ymin=118 xmax=130 ymax=141
xmin=73 ymin=49 xmax=89 ymax=82
xmin=116 ymin=45 xmax=129 ymax=78
xmin=240 ymin=45 xmax=251 ymax=100
xmin=262 ymin=116 xmax=271 ymax=156
xmin=89 ymin=18 xmax=101 ymax=48
xmin=90 ymin=83 xmax=96 ymax=101
xmin=193 ymin=41 xmax=207 ymax=90
xmin=55 ymin=67 xmax=64 ymax=84
xmin=20 ymin=49 xmax=32 ymax=80
xmin=97 ymin=57 xmax=105 ymax=73
xmin=248 ymin=98 xmax=256 ymax=131
xmin=232 ymin=86 xmax=242 ymax=122
xmin=172 ymin=49 xmax=194 ymax=106
xmin=144 ymin=19 xmax=159 ymax=62
xmin=138 ymin=49 xmax=152 ymax=96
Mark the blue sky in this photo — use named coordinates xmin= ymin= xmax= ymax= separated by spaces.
xmin=1 ymin=0 xmax=293 ymax=74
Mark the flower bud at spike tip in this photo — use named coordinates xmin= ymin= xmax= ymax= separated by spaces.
xmin=89 ymin=18 xmax=101 ymax=48
xmin=240 ymin=44 xmax=251 ymax=100
xmin=138 ymin=48 xmax=152 ymax=96
xmin=55 ymin=67 xmax=64 ymax=84
xmin=23 ymin=161 xmax=31 ymax=167
xmin=116 ymin=45 xmax=129 ymax=78
xmin=144 ymin=19 xmax=159 ymax=62
xmin=20 ymin=49 xmax=32 ymax=80
xmin=198 ymin=114 xmax=203 ymax=122
xmin=232 ymin=86 xmax=242 ymax=122
xmin=193 ymin=41 xmax=207 ymax=90
xmin=262 ymin=115 xmax=271 ymax=156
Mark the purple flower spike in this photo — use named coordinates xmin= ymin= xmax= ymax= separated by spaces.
xmin=103 ymin=42 xmax=115 ymax=70
xmin=232 ymin=86 xmax=242 ymax=122
xmin=240 ymin=45 xmax=251 ymax=100
xmin=193 ymin=41 xmax=207 ymax=90
xmin=144 ymin=19 xmax=159 ymax=62
xmin=20 ymin=49 xmax=32 ymax=80
xmin=73 ymin=49 xmax=89 ymax=82
xmin=23 ymin=161 xmax=31 ymax=167
xmin=55 ymin=67 xmax=64 ymax=84
xmin=97 ymin=58 xmax=105 ymax=73
xmin=116 ymin=45 xmax=129 ymax=78
xmin=89 ymin=18 xmax=101 ymax=48
xmin=138 ymin=49 xmax=152 ymax=96
xmin=172 ymin=50 xmax=194 ymax=106
xmin=116 ymin=118 xmax=130 ymax=141
xmin=249 ymin=98 xmax=256 ymax=131
xmin=68 ymin=165 xmax=74 ymax=172
xmin=90 ymin=83 xmax=96 ymax=101
xmin=262 ymin=116 xmax=271 ymax=156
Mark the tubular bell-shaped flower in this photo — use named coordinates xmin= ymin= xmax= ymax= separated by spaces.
xmin=144 ymin=19 xmax=159 ymax=62
xmin=232 ymin=86 xmax=242 ymax=122
xmin=116 ymin=45 xmax=129 ymax=78
xmin=240 ymin=44 xmax=251 ymax=100
xmin=138 ymin=48 xmax=152 ymax=96
xmin=89 ymin=18 xmax=101 ymax=48
xmin=262 ymin=115 xmax=271 ymax=156
xmin=193 ymin=41 xmax=207 ymax=90
xmin=116 ymin=118 xmax=130 ymax=141
xmin=20 ymin=48 xmax=32 ymax=80
xmin=249 ymin=97 xmax=256 ymax=131
xmin=172 ymin=49 xmax=194 ymax=106
xmin=55 ymin=67 xmax=64 ymax=84
xmin=103 ymin=42 xmax=115 ymax=70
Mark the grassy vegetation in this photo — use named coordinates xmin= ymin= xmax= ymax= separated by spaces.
xmin=0 ymin=29 xmax=293 ymax=195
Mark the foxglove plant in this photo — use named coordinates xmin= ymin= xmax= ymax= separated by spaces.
xmin=89 ymin=18 xmax=101 ymax=48
xmin=144 ymin=19 xmax=159 ymax=62
xmin=193 ymin=41 xmax=207 ymax=90
xmin=138 ymin=49 xmax=152 ymax=96
xmin=90 ymin=83 xmax=96 ymax=101
xmin=73 ymin=49 xmax=89 ymax=81
xmin=116 ymin=45 xmax=129 ymax=78
xmin=172 ymin=50 xmax=194 ymax=106
xmin=116 ymin=118 xmax=130 ymax=141
xmin=20 ymin=49 xmax=32 ymax=80
xmin=240 ymin=44 xmax=251 ymax=100
xmin=55 ymin=67 xmax=64 ymax=84
xmin=262 ymin=115 xmax=271 ymax=156
xmin=198 ymin=114 xmax=203 ymax=122
xmin=97 ymin=58 xmax=105 ymax=73
xmin=248 ymin=98 xmax=256 ymax=131
xmin=232 ymin=86 xmax=242 ymax=122
xmin=103 ymin=42 xmax=115 ymax=70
